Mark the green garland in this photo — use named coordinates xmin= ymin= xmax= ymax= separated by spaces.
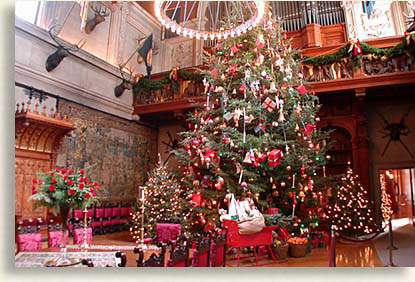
xmin=134 ymin=36 xmax=415 ymax=96
xmin=299 ymin=37 xmax=414 ymax=69
xmin=133 ymin=69 xmax=204 ymax=95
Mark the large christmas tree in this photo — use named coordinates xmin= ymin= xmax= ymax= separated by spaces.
xmin=130 ymin=155 xmax=185 ymax=242
xmin=175 ymin=11 xmax=329 ymax=233
xmin=324 ymin=166 xmax=378 ymax=237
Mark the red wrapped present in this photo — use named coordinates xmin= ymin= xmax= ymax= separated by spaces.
xmin=297 ymin=84 xmax=307 ymax=95
xmin=267 ymin=149 xmax=282 ymax=167
xmin=267 ymin=208 xmax=280 ymax=215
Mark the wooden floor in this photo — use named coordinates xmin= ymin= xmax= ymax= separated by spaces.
xmin=45 ymin=231 xmax=383 ymax=267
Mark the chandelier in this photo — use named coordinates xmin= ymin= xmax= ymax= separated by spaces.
xmin=154 ymin=1 xmax=265 ymax=40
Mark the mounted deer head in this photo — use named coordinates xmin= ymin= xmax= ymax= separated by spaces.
xmin=85 ymin=4 xmax=110 ymax=34
xmin=45 ymin=24 xmax=86 ymax=72
xmin=114 ymin=65 xmax=135 ymax=98
xmin=403 ymin=3 xmax=415 ymax=32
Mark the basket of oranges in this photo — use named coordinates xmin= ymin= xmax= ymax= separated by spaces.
xmin=287 ymin=237 xmax=309 ymax=257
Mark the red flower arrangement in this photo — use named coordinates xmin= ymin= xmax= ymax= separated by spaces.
xmin=29 ymin=167 xmax=99 ymax=216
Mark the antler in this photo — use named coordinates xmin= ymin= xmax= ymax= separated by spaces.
xmin=48 ymin=23 xmax=86 ymax=52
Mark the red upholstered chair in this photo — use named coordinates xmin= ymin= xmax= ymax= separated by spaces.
xmin=167 ymin=237 xmax=190 ymax=267
xmin=91 ymin=205 xmax=104 ymax=234
xmin=47 ymin=219 xmax=69 ymax=248
xmin=111 ymin=203 xmax=122 ymax=232
xmin=101 ymin=203 xmax=114 ymax=233
xmin=73 ymin=219 xmax=93 ymax=245
xmin=119 ymin=203 xmax=130 ymax=231
xmin=135 ymin=244 xmax=166 ymax=267
xmin=191 ymin=234 xmax=211 ymax=267
xmin=73 ymin=209 xmax=83 ymax=220
xmin=209 ymin=231 xmax=227 ymax=267
xmin=156 ymin=223 xmax=181 ymax=243
xmin=16 ymin=220 xmax=42 ymax=252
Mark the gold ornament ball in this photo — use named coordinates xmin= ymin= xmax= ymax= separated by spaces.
xmin=248 ymin=178 xmax=254 ymax=183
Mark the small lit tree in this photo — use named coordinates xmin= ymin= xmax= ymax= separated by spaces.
xmin=325 ymin=166 xmax=378 ymax=237
xmin=130 ymin=155 xmax=184 ymax=242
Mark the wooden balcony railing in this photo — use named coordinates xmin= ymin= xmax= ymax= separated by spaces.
xmin=133 ymin=36 xmax=415 ymax=116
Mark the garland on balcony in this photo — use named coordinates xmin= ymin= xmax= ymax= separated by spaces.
xmin=133 ymin=34 xmax=415 ymax=96
xmin=299 ymin=33 xmax=415 ymax=70
xmin=133 ymin=68 xmax=204 ymax=95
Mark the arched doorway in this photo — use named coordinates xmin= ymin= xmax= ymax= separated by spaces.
xmin=323 ymin=126 xmax=353 ymax=175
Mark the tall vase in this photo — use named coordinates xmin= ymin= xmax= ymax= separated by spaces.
xmin=60 ymin=204 xmax=70 ymax=253
xmin=45 ymin=204 xmax=81 ymax=267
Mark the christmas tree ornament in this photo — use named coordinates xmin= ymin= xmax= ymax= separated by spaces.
xmin=214 ymin=86 xmax=225 ymax=93
xmin=326 ymin=155 xmax=331 ymax=161
xmin=243 ymin=152 xmax=252 ymax=164
xmin=268 ymin=149 xmax=282 ymax=167
xmin=255 ymin=34 xmax=265 ymax=49
xmin=262 ymin=97 xmax=276 ymax=112
xmin=305 ymin=124 xmax=315 ymax=136
xmin=245 ymin=114 xmax=255 ymax=124
xmin=297 ymin=84 xmax=308 ymax=95
xmin=240 ymin=181 xmax=248 ymax=189
xmin=272 ymin=121 xmax=278 ymax=127
xmin=286 ymin=165 xmax=291 ymax=171
xmin=230 ymin=45 xmax=239 ymax=55
xmin=280 ymin=181 xmax=286 ymax=188
xmin=268 ymin=82 xmax=278 ymax=94
xmin=272 ymin=191 xmax=279 ymax=197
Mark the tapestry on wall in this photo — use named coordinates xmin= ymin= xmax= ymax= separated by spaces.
xmin=57 ymin=100 xmax=157 ymax=201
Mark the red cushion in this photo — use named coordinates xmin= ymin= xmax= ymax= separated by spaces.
xmin=90 ymin=221 xmax=102 ymax=227
xmin=73 ymin=227 xmax=93 ymax=244
xmin=156 ymin=223 xmax=181 ymax=243
xmin=192 ymin=252 xmax=208 ymax=267
xmin=120 ymin=207 xmax=129 ymax=217
xmin=112 ymin=207 xmax=120 ymax=217
xmin=216 ymin=245 xmax=224 ymax=266
xmin=73 ymin=209 xmax=83 ymax=219
xmin=168 ymin=260 xmax=186 ymax=267
xmin=48 ymin=230 xmax=69 ymax=248
xmin=87 ymin=208 xmax=94 ymax=218
xmin=104 ymin=208 xmax=112 ymax=217
xmin=102 ymin=220 xmax=112 ymax=226
xmin=95 ymin=208 xmax=104 ymax=218
xmin=17 ymin=233 xmax=42 ymax=251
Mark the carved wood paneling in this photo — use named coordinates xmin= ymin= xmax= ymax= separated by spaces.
xmin=15 ymin=155 xmax=51 ymax=220
xmin=15 ymin=101 xmax=75 ymax=221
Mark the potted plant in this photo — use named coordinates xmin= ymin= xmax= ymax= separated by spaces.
xmin=29 ymin=167 xmax=99 ymax=266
